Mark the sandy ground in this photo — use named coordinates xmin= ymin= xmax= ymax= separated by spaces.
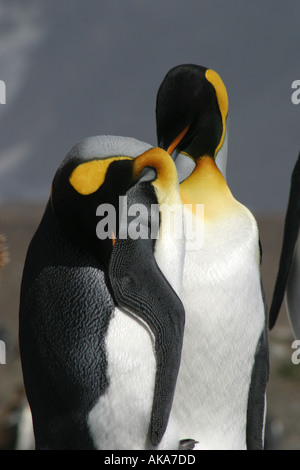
xmin=0 ymin=203 xmax=299 ymax=450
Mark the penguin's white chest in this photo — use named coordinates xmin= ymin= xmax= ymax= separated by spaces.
xmin=170 ymin=208 xmax=265 ymax=450
xmin=88 ymin=307 xmax=179 ymax=450
xmin=87 ymin=307 xmax=156 ymax=449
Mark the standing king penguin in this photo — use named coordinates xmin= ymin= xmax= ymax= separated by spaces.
xmin=269 ymin=153 xmax=300 ymax=338
xmin=19 ymin=135 xmax=186 ymax=450
xmin=156 ymin=64 xmax=269 ymax=450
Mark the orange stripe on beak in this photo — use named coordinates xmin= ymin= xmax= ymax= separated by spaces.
xmin=166 ymin=125 xmax=190 ymax=155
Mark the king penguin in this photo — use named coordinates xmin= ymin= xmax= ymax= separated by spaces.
xmin=269 ymin=153 xmax=300 ymax=338
xmin=155 ymin=64 xmax=269 ymax=450
xmin=19 ymin=135 xmax=186 ymax=450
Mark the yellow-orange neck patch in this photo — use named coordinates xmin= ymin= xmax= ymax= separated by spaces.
xmin=180 ymin=156 xmax=235 ymax=220
xmin=133 ymin=147 xmax=179 ymax=205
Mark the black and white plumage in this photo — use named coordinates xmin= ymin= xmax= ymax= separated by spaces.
xmin=19 ymin=136 xmax=186 ymax=450
xmin=155 ymin=64 xmax=269 ymax=450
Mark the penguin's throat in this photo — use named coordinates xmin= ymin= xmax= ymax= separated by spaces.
xmin=179 ymin=155 xmax=235 ymax=219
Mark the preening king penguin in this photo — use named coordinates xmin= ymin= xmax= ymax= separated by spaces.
xmin=19 ymin=135 xmax=186 ymax=450
xmin=156 ymin=64 xmax=269 ymax=450
xmin=269 ymin=153 xmax=300 ymax=338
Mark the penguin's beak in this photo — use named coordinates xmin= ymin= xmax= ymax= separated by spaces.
xmin=166 ymin=125 xmax=190 ymax=156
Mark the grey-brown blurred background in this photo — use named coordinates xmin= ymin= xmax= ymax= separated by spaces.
xmin=0 ymin=0 xmax=300 ymax=450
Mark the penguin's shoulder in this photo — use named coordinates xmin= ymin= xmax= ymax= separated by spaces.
xmin=189 ymin=200 xmax=262 ymax=284
xmin=232 ymin=200 xmax=260 ymax=247
xmin=205 ymin=199 xmax=260 ymax=254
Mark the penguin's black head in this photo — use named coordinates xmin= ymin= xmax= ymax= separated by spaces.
xmin=50 ymin=145 xmax=179 ymax=267
xmin=51 ymin=154 xmax=134 ymax=266
xmin=156 ymin=64 xmax=228 ymax=160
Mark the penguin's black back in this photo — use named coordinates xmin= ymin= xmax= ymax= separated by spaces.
xmin=19 ymin=202 xmax=114 ymax=449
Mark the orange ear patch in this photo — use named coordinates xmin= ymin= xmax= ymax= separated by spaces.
xmin=69 ymin=157 xmax=132 ymax=195
xmin=205 ymin=69 xmax=228 ymax=156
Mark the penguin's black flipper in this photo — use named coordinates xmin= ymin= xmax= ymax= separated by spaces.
xmin=108 ymin=182 xmax=185 ymax=448
xmin=247 ymin=248 xmax=269 ymax=450
xmin=269 ymin=154 xmax=300 ymax=330
xmin=246 ymin=325 xmax=269 ymax=449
